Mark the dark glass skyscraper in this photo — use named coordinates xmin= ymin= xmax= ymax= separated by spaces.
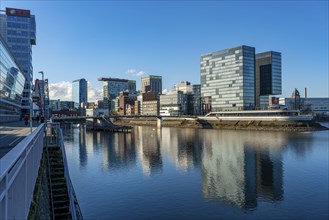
xmin=255 ymin=51 xmax=282 ymax=108
xmin=72 ymin=78 xmax=87 ymax=116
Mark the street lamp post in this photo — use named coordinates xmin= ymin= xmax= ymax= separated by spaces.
xmin=39 ymin=71 xmax=45 ymax=123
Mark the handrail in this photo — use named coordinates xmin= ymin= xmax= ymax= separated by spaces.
xmin=0 ymin=124 xmax=44 ymax=220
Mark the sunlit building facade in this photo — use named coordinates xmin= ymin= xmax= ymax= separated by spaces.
xmin=141 ymin=75 xmax=162 ymax=96
xmin=0 ymin=35 xmax=25 ymax=122
xmin=98 ymin=77 xmax=129 ymax=111
xmin=201 ymin=45 xmax=255 ymax=111
xmin=0 ymin=8 xmax=36 ymax=116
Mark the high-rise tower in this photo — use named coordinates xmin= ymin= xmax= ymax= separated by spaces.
xmin=255 ymin=51 xmax=282 ymax=109
xmin=0 ymin=8 xmax=36 ymax=116
xmin=200 ymin=45 xmax=255 ymax=111
xmin=72 ymin=79 xmax=88 ymax=116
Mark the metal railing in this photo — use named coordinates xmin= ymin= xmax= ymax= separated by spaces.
xmin=0 ymin=124 xmax=45 ymax=219
xmin=46 ymin=123 xmax=83 ymax=220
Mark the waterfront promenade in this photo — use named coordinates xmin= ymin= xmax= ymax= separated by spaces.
xmin=0 ymin=121 xmax=39 ymax=158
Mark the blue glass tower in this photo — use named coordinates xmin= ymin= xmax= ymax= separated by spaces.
xmin=0 ymin=8 xmax=36 ymax=116
xmin=72 ymin=79 xmax=88 ymax=116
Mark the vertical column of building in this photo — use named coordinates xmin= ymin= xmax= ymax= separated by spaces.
xmin=241 ymin=46 xmax=256 ymax=110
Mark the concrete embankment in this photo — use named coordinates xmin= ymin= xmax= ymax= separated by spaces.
xmin=112 ymin=117 xmax=328 ymax=132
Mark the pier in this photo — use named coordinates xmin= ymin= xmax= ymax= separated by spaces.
xmin=86 ymin=116 xmax=133 ymax=132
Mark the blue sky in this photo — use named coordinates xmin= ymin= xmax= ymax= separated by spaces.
xmin=1 ymin=0 xmax=328 ymax=101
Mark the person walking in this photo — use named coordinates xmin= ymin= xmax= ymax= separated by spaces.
xmin=24 ymin=114 xmax=29 ymax=126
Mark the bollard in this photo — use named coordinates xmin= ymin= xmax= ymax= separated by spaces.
xmin=157 ymin=117 xmax=162 ymax=129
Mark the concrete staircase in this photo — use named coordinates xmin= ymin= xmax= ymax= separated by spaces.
xmin=47 ymin=147 xmax=72 ymax=219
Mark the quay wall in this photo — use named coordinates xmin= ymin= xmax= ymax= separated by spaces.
xmin=112 ymin=117 xmax=328 ymax=132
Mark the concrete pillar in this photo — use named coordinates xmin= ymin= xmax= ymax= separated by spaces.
xmin=157 ymin=117 xmax=162 ymax=129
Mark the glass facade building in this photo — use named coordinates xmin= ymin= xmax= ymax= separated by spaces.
xmin=0 ymin=8 xmax=36 ymax=116
xmin=201 ymin=45 xmax=255 ymax=111
xmin=255 ymin=51 xmax=282 ymax=109
xmin=72 ymin=78 xmax=87 ymax=116
xmin=141 ymin=75 xmax=162 ymax=96
xmin=0 ymin=35 xmax=25 ymax=122
xmin=128 ymin=80 xmax=136 ymax=92
xmin=98 ymin=77 xmax=129 ymax=110
xmin=192 ymin=84 xmax=202 ymax=115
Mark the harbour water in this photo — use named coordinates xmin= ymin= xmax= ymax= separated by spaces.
xmin=63 ymin=123 xmax=329 ymax=219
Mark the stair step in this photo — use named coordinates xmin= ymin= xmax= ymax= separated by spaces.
xmin=51 ymin=187 xmax=68 ymax=193
xmin=54 ymin=212 xmax=72 ymax=219
xmin=54 ymin=206 xmax=70 ymax=213
xmin=51 ymin=181 xmax=67 ymax=186
xmin=53 ymin=199 xmax=69 ymax=204
xmin=52 ymin=177 xmax=65 ymax=181
xmin=52 ymin=193 xmax=69 ymax=198
xmin=50 ymin=170 xmax=65 ymax=176
xmin=52 ymin=201 xmax=69 ymax=207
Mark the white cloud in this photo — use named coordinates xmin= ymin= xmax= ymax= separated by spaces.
xmin=87 ymin=81 xmax=103 ymax=102
xmin=126 ymin=69 xmax=147 ymax=77
xmin=49 ymin=81 xmax=72 ymax=101
xmin=49 ymin=81 xmax=103 ymax=103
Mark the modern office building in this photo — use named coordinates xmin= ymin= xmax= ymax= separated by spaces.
xmin=160 ymin=91 xmax=186 ymax=116
xmin=98 ymin=77 xmax=129 ymax=110
xmin=201 ymin=45 xmax=256 ymax=111
xmin=60 ymin=101 xmax=75 ymax=110
xmin=159 ymin=81 xmax=191 ymax=116
xmin=141 ymin=75 xmax=162 ymax=96
xmin=279 ymin=97 xmax=329 ymax=116
xmin=0 ymin=35 xmax=25 ymax=122
xmin=192 ymin=84 xmax=202 ymax=115
xmin=72 ymin=78 xmax=87 ymax=116
xmin=255 ymin=51 xmax=282 ymax=109
xmin=0 ymin=8 xmax=36 ymax=116
xmin=128 ymin=80 xmax=136 ymax=92
xmin=160 ymin=81 xmax=202 ymax=116
xmin=49 ymin=99 xmax=61 ymax=111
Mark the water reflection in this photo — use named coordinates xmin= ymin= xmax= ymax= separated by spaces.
xmin=63 ymin=125 xmax=319 ymax=213
xmin=135 ymin=127 xmax=162 ymax=175
xmin=161 ymin=128 xmax=202 ymax=171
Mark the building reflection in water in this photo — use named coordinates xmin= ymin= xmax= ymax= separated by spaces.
xmin=64 ymin=124 xmax=312 ymax=210
xmin=201 ymin=130 xmax=284 ymax=209
xmin=102 ymin=131 xmax=136 ymax=171
xmin=161 ymin=128 xmax=201 ymax=171
xmin=134 ymin=127 xmax=162 ymax=176
xmin=78 ymin=125 xmax=87 ymax=168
